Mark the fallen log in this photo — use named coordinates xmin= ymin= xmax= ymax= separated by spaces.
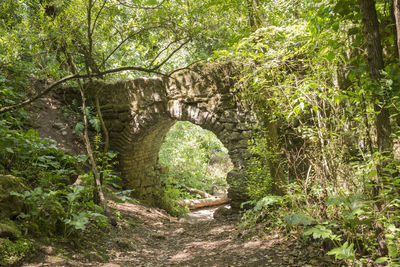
xmin=177 ymin=197 xmax=230 ymax=210
xmin=182 ymin=186 xmax=212 ymax=198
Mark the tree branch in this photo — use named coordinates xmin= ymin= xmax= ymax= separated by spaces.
xmin=167 ymin=60 xmax=202 ymax=76
xmin=99 ymin=25 xmax=162 ymax=69
xmin=0 ymin=64 xmax=169 ymax=114
xmin=151 ymin=38 xmax=191 ymax=70
xmin=116 ymin=0 xmax=167 ymax=10
xmin=98 ymin=66 xmax=165 ymax=76
xmin=148 ymin=38 xmax=184 ymax=68
xmin=92 ymin=0 xmax=108 ymax=34
xmin=0 ymin=74 xmax=80 ymax=113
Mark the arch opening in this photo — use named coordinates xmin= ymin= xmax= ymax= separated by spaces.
xmin=158 ymin=121 xmax=233 ymax=208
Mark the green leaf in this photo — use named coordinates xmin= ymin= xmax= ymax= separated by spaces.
xmin=327 ymin=242 xmax=355 ymax=261
xmin=303 ymin=225 xmax=340 ymax=241
xmin=368 ymin=169 xmax=377 ymax=178
xmin=10 ymin=191 xmax=24 ymax=198
xmin=325 ymin=51 xmax=335 ymax=61
xmin=74 ymin=122 xmax=84 ymax=134
xmin=66 ymin=212 xmax=90 ymax=230
xmin=374 ymin=257 xmax=388 ymax=264
xmin=283 ymin=213 xmax=314 ymax=226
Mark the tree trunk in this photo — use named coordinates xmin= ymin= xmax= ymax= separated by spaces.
xmin=266 ymin=119 xmax=285 ymax=195
xmin=359 ymin=0 xmax=393 ymax=173
xmin=63 ymin=47 xmax=117 ymax=226
xmin=247 ymin=0 xmax=262 ymax=31
xmin=178 ymin=197 xmax=230 ymax=210
xmin=393 ymin=0 xmax=400 ymax=61
xmin=358 ymin=0 xmax=391 ymax=255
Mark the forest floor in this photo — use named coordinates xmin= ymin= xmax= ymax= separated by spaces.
xmin=20 ymin=91 xmax=338 ymax=266
xmin=22 ymin=201 xmax=337 ymax=267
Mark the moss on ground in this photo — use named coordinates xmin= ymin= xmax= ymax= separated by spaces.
xmin=0 ymin=237 xmax=35 ymax=266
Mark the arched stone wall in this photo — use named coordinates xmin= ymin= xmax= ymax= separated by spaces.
xmin=92 ymin=62 xmax=255 ymax=209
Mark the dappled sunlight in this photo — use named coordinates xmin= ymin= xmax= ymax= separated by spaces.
xmin=168 ymin=251 xmax=193 ymax=262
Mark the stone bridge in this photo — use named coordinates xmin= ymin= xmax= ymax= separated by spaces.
xmin=91 ymin=62 xmax=255 ymax=209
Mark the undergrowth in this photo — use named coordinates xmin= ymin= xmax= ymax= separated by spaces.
xmin=222 ymin=15 xmax=400 ymax=266
xmin=0 ymin=77 xmax=133 ymax=264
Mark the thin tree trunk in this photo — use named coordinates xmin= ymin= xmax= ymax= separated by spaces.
xmin=79 ymin=84 xmax=117 ymax=226
xmin=95 ymin=93 xmax=109 ymax=153
xmin=64 ymin=48 xmax=116 ymax=226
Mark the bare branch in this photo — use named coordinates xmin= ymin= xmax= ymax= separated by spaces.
xmin=148 ymin=38 xmax=184 ymax=68
xmin=0 ymin=74 xmax=80 ymax=113
xmin=151 ymin=38 xmax=191 ymax=70
xmin=167 ymin=60 xmax=203 ymax=76
xmin=92 ymin=0 xmax=108 ymax=35
xmin=98 ymin=66 xmax=165 ymax=76
xmin=87 ymin=0 xmax=94 ymax=73
xmin=99 ymin=26 xmax=162 ymax=69
xmin=116 ymin=0 xmax=167 ymax=10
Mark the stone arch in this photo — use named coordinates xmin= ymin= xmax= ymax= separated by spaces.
xmin=92 ymin=62 xmax=255 ymax=209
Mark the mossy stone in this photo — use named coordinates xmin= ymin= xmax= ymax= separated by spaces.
xmin=0 ymin=175 xmax=26 ymax=219
xmin=0 ymin=220 xmax=21 ymax=240
xmin=0 ymin=238 xmax=35 ymax=266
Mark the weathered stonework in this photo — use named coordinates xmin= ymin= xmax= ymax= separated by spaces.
xmin=91 ymin=62 xmax=255 ymax=209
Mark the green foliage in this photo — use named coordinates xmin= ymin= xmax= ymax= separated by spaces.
xmin=0 ymin=120 xmax=120 ymax=239
xmin=0 ymin=121 xmax=83 ymax=186
xmin=213 ymin=0 xmax=400 ymax=264
xmin=239 ymin=196 xmax=286 ymax=229
xmin=2 ymin=0 xmax=400 ymax=264
xmin=158 ymin=121 xmax=231 ymax=216
xmin=245 ymin=132 xmax=275 ymax=199
xmin=327 ymin=241 xmax=356 ymax=262
xmin=283 ymin=213 xmax=314 ymax=227
xmin=11 ymin=187 xmax=65 ymax=236
xmin=303 ymin=225 xmax=341 ymax=243
xmin=10 ymin=184 xmax=107 ymax=237
xmin=159 ymin=121 xmax=230 ymax=192
xmin=156 ymin=184 xmax=189 ymax=217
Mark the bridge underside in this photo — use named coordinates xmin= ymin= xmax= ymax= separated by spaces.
xmin=92 ymin=63 xmax=255 ymax=209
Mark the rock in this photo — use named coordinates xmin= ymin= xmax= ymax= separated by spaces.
xmin=115 ymin=237 xmax=135 ymax=250
xmin=213 ymin=206 xmax=233 ymax=220
xmin=52 ymin=122 xmax=65 ymax=130
xmin=0 ymin=220 xmax=21 ymax=240
xmin=41 ymin=245 xmax=54 ymax=255
xmin=0 ymin=175 xmax=26 ymax=219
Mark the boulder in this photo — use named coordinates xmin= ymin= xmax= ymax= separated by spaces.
xmin=0 ymin=220 xmax=21 ymax=240
xmin=0 ymin=175 xmax=26 ymax=219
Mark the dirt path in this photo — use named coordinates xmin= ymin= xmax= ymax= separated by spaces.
xmin=23 ymin=202 xmax=336 ymax=267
